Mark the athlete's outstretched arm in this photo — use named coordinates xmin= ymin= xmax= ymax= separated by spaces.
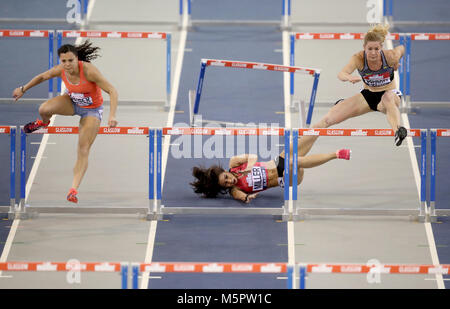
xmin=12 ymin=66 xmax=62 ymax=101
xmin=337 ymin=54 xmax=361 ymax=84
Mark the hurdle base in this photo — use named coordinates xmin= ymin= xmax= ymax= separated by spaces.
xmin=152 ymin=205 xmax=288 ymax=220
xmin=430 ymin=209 xmax=450 ymax=223
xmin=15 ymin=206 xmax=151 ymax=219
xmin=294 ymin=208 xmax=426 ymax=222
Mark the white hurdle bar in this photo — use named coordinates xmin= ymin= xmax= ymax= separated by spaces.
xmin=56 ymin=30 xmax=172 ymax=110
xmin=190 ymin=59 xmax=320 ymax=127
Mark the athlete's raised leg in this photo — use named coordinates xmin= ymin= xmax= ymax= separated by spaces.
xmin=297 ymin=93 xmax=372 ymax=156
xmin=24 ymin=94 xmax=75 ymax=133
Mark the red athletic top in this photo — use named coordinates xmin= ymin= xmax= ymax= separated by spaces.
xmin=61 ymin=61 xmax=103 ymax=109
xmin=229 ymin=162 xmax=269 ymax=194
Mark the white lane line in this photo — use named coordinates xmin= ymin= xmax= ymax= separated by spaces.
xmin=283 ymin=25 xmax=297 ymax=289
xmin=140 ymin=7 xmax=189 ymax=290
xmin=0 ymin=219 xmax=20 ymax=278
xmin=383 ymin=1 xmax=444 ymax=289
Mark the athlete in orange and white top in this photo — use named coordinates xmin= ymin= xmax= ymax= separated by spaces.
xmin=12 ymin=41 xmax=119 ymax=203
xmin=297 ymin=24 xmax=407 ymax=158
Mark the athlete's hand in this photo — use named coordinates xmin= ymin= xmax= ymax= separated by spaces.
xmin=245 ymin=193 xmax=258 ymax=204
xmin=108 ymin=116 xmax=118 ymax=127
xmin=347 ymin=76 xmax=361 ymax=84
xmin=12 ymin=87 xmax=24 ymax=102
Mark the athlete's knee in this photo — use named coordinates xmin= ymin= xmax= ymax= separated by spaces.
xmin=321 ymin=113 xmax=337 ymax=127
xmin=381 ymin=91 xmax=397 ymax=105
xmin=77 ymin=144 xmax=91 ymax=157
xmin=38 ymin=103 xmax=52 ymax=116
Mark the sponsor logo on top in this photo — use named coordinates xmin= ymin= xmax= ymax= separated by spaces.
xmin=231 ymin=264 xmax=253 ymax=272
xmin=375 ymin=129 xmax=392 ymax=136
xmin=260 ymin=263 xmax=282 ymax=273
xmin=107 ymin=32 xmax=122 ymax=38
xmin=127 ymin=128 xmax=145 ymax=135
xmin=436 ymin=34 xmax=450 ymax=40
xmin=319 ymin=33 xmax=335 ymax=39
xmin=7 ymin=263 xmax=28 ymax=270
xmin=55 ymin=127 xmax=74 ymax=133
xmin=174 ymin=264 xmax=196 ymax=272
xmin=351 ymin=129 xmax=368 ymax=136
xmin=0 ymin=128 xmax=6 ymax=133
xmin=231 ymin=62 xmax=248 ymax=68
xmin=441 ymin=130 xmax=450 ymax=137
xmin=103 ymin=127 xmax=121 ymax=133
xmin=37 ymin=262 xmax=58 ymax=271
xmin=10 ymin=31 xmax=25 ymax=36
xmin=127 ymin=32 xmax=143 ymax=38
xmin=326 ymin=129 xmax=344 ymax=136
xmin=202 ymin=263 xmax=224 ymax=273
xmin=340 ymin=266 xmax=362 ymax=273
xmin=303 ymin=129 xmax=319 ymax=136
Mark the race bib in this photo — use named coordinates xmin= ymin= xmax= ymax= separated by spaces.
xmin=69 ymin=92 xmax=94 ymax=107
xmin=245 ymin=166 xmax=267 ymax=192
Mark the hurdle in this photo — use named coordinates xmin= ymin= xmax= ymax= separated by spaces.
xmin=402 ymin=33 xmax=450 ymax=110
xmin=133 ymin=262 xmax=292 ymax=289
xmin=293 ymin=128 xmax=428 ymax=222
xmin=0 ymin=30 xmax=54 ymax=99
xmin=0 ymin=126 xmax=16 ymax=219
xmin=0 ymin=261 xmax=129 ymax=289
xmin=189 ymin=59 xmax=320 ymax=127
xmin=429 ymin=129 xmax=450 ymax=222
xmin=291 ymin=32 xmax=450 ymax=114
xmin=148 ymin=127 xmax=298 ymax=221
xmin=56 ymin=30 xmax=172 ymax=110
xmin=12 ymin=126 xmax=153 ymax=219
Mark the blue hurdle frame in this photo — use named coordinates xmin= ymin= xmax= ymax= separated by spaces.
xmin=56 ymin=31 xmax=172 ymax=109
xmin=429 ymin=129 xmax=450 ymax=221
xmin=191 ymin=59 xmax=320 ymax=127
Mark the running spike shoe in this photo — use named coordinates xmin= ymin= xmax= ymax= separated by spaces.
xmin=67 ymin=188 xmax=78 ymax=203
xmin=395 ymin=126 xmax=407 ymax=146
xmin=336 ymin=149 xmax=351 ymax=160
xmin=23 ymin=119 xmax=49 ymax=133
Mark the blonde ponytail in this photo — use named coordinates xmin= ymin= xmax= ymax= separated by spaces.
xmin=364 ymin=24 xmax=390 ymax=45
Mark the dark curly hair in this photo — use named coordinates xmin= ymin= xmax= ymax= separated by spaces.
xmin=58 ymin=40 xmax=101 ymax=63
xmin=190 ymin=165 xmax=229 ymax=198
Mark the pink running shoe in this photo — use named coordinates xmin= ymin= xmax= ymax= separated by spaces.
xmin=67 ymin=188 xmax=78 ymax=203
xmin=24 ymin=118 xmax=50 ymax=133
xmin=336 ymin=149 xmax=351 ymax=160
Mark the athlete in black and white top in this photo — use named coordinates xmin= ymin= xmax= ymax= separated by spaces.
xmin=296 ymin=24 xmax=407 ymax=158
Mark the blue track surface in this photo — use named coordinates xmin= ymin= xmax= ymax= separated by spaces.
xmin=0 ymin=0 xmax=449 ymax=289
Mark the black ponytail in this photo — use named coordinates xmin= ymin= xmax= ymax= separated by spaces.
xmin=57 ymin=40 xmax=101 ymax=63
xmin=190 ymin=165 xmax=228 ymax=198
